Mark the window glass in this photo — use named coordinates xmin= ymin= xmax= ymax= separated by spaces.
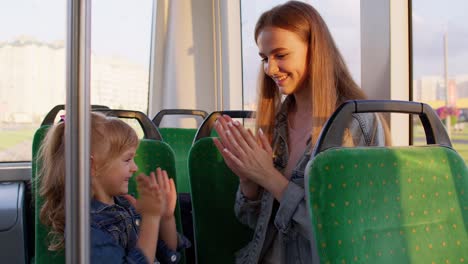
xmin=91 ymin=0 xmax=153 ymax=112
xmin=411 ymin=0 xmax=468 ymax=162
xmin=240 ymin=0 xmax=361 ymax=110
xmin=0 ymin=0 xmax=153 ymax=162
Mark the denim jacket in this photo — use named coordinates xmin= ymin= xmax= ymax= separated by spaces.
xmin=234 ymin=96 xmax=386 ymax=264
xmin=91 ymin=196 xmax=191 ymax=264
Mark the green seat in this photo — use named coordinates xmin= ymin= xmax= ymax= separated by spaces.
xmin=32 ymin=107 xmax=185 ymax=263
xmin=153 ymin=109 xmax=208 ymax=194
xmin=188 ymin=110 xmax=255 ymax=263
xmin=308 ymin=147 xmax=468 ymax=263
xmin=306 ymin=100 xmax=468 ymax=263
xmin=132 ymin=138 xmax=178 ymax=198
xmin=133 ymin=139 xmax=186 ymax=264
xmin=159 ymin=128 xmax=198 ymax=193
xmin=188 ymin=138 xmax=253 ymax=263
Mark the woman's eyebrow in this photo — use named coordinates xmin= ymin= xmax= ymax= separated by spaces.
xmin=258 ymin=47 xmax=288 ymax=57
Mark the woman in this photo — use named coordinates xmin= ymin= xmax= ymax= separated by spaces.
xmin=214 ymin=1 xmax=389 ymax=263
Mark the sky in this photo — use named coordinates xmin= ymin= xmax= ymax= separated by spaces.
xmin=0 ymin=0 xmax=467 ymax=80
xmin=412 ymin=0 xmax=468 ymax=79
xmin=0 ymin=0 xmax=153 ymax=65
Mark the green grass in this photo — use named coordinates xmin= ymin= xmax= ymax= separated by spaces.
xmin=413 ymin=125 xmax=468 ymax=163
xmin=0 ymin=129 xmax=36 ymax=151
xmin=444 ymin=132 xmax=468 ymax=141
xmin=414 ymin=126 xmax=468 ymax=141
xmin=451 ymin=143 xmax=468 ymax=163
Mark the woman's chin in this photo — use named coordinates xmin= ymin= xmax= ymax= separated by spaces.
xmin=278 ymin=87 xmax=293 ymax=95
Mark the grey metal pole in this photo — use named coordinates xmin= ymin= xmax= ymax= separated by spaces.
xmin=65 ymin=0 xmax=91 ymax=263
xmin=444 ymin=32 xmax=451 ymax=138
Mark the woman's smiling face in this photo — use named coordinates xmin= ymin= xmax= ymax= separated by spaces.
xmin=257 ymin=26 xmax=309 ymax=95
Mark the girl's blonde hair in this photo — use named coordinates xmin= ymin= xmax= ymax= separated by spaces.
xmin=254 ymin=1 xmax=390 ymax=146
xmin=37 ymin=112 xmax=139 ymax=251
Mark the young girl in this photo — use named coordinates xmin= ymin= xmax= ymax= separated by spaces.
xmin=38 ymin=112 xmax=190 ymax=263
xmin=213 ymin=1 xmax=390 ymax=263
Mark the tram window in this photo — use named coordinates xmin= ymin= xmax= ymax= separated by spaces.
xmin=0 ymin=0 xmax=153 ymax=162
xmin=0 ymin=0 xmax=66 ymax=162
xmin=90 ymin=0 xmax=152 ymax=113
xmin=240 ymin=0 xmax=361 ymax=110
xmin=411 ymin=0 xmax=468 ymax=162
xmin=121 ymin=119 xmax=145 ymax=139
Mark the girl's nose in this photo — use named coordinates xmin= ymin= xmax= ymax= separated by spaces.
xmin=131 ymin=161 xmax=138 ymax=172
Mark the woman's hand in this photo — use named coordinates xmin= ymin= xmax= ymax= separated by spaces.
xmin=135 ymin=171 xmax=166 ymax=217
xmin=213 ymin=115 xmax=288 ymax=200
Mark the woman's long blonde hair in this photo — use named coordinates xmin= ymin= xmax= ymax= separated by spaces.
xmin=37 ymin=112 xmax=139 ymax=251
xmin=254 ymin=1 xmax=382 ymax=145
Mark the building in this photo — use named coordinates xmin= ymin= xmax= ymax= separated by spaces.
xmin=0 ymin=36 xmax=149 ymax=124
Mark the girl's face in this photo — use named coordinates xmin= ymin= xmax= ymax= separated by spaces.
xmin=257 ymin=27 xmax=309 ymax=95
xmin=92 ymin=147 xmax=138 ymax=204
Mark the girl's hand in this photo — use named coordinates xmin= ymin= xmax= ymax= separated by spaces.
xmin=156 ymin=168 xmax=177 ymax=218
xmin=122 ymin=194 xmax=137 ymax=207
xmin=135 ymin=172 xmax=166 ymax=217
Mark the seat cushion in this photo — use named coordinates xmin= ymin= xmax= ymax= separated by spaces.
xmin=308 ymin=146 xmax=468 ymax=263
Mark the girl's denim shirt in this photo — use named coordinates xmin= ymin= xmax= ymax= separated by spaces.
xmin=90 ymin=196 xmax=191 ymax=264
xmin=234 ymin=96 xmax=386 ymax=264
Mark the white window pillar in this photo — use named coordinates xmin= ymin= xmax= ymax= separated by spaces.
xmin=361 ymin=0 xmax=410 ymax=145
xmin=148 ymin=0 xmax=243 ymax=125
xmin=217 ymin=0 xmax=243 ymax=110
xmin=148 ymin=0 xmax=217 ymax=124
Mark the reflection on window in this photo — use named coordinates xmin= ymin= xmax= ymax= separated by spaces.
xmin=240 ymin=0 xmax=361 ymax=110
xmin=0 ymin=0 xmax=153 ymax=162
xmin=412 ymin=0 xmax=468 ymax=162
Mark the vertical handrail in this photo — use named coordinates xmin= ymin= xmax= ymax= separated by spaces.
xmin=65 ymin=0 xmax=91 ymax=263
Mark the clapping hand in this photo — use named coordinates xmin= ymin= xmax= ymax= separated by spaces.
xmin=213 ymin=115 xmax=274 ymax=189
xmin=131 ymin=171 xmax=166 ymax=217
xmin=156 ymin=168 xmax=177 ymax=219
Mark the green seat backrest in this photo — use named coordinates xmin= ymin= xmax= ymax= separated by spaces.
xmin=307 ymin=146 xmax=468 ymax=264
xmin=32 ymin=130 xmax=184 ymax=264
xmin=209 ymin=129 xmax=219 ymax=138
xmin=133 ymin=139 xmax=185 ymax=264
xmin=132 ymin=139 xmax=185 ymax=244
xmin=188 ymin=138 xmax=253 ymax=263
xmin=159 ymin=128 xmax=197 ymax=193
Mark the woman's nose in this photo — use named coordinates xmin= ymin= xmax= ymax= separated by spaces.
xmin=264 ymin=60 xmax=278 ymax=76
